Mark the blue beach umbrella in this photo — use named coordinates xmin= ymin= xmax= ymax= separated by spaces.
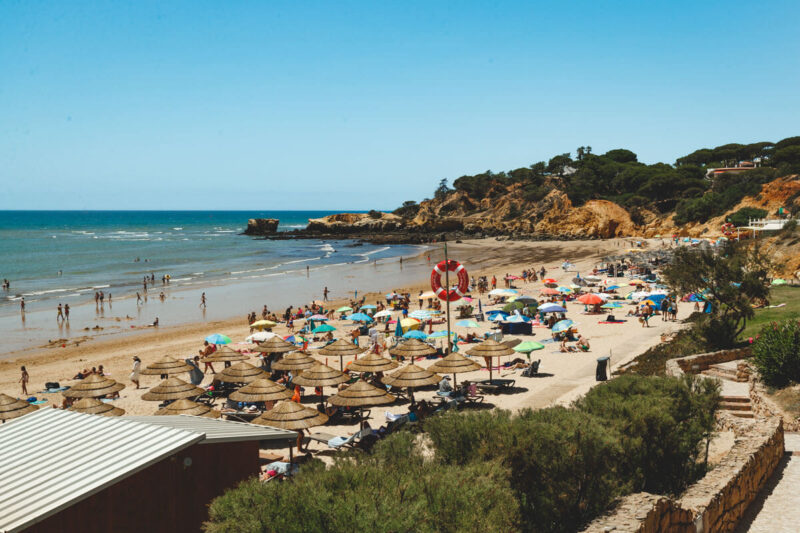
xmin=538 ymin=303 xmax=566 ymax=313
xmin=395 ymin=320 xmax=403 ymax=337
xmin=409 ymin=310 xmax=432 ymax=320
xmin=348 ymin=313 xmax=374 ymax=322
xmin=455 ymin=320 xmax=480 ymax=328
xmin=601 ymin=302 xmax=622 ymax=309
xmin=360 ymin=304 xmax=377 ymax=310
xmin=552 ymin=320 xmax=574 ymax=333
xmin=605 ymin=285 xmax=620 ymax=291
xmin=403 ymin=330 xmax=428 ymax=340
xmin=428 ymin=330 xmax=449 ymax=339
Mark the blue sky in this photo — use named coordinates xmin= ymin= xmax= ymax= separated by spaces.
xmin=1 ymin=1 xmax=798 ymax=210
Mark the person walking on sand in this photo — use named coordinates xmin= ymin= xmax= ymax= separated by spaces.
xmin=136 ymin=292 xmax=143 ymax=305
xmin=20 ymin=366 xmax=29 ymax=395
xmin=130 ymin=356 xmax=141 ymax=389
xmin=200 ymin=341 xmax=216 ymax=374
xmin=200 ymin=292 xmax=207 ymax=308
xmin=64 ymin=304 xmax=70 ymax=320
xmin=323 ymin=286 xmax=329 ymax=301
xmin=57 ymin=303 xmax=64 ymax=321
xmin=20 ymin=297 xmax=25 ymax=312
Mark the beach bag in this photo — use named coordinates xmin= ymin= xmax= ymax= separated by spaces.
xmin=606 ymin=315 xmax=616 ymax=322
xmin=45 ymin=382 xmax=60 ymax=390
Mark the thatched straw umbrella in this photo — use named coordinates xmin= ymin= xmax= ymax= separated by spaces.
xmin=0 ymin=393 xmax=38 ymax=422
xmin=217 ymin=362 xmax=267 ymax=384
xmin=62 ymin=374 xmax=125 ymax=399
xmin=271 ymin=351 xmax=316 ymax=372
xmin=382 ymin=364 xmax=441 ymax=404
xmin=317 ymin=339 xmax=366 ymax=370
xmin=252 ymin=400 xmax=329 ymax=461
xmin=68 ymin=398 xmax=125 ymax=417
xmin=388 ymin=338 xmax=436 ymax=363
xmin=291 ymin=362 xmax=348 ymax=401
xmin=140 ymin=356 xmax=193 ymax=377
xmin=141 ymin=376 xmax=205 ymax=402
xmin=229 ymin=378 xmax=292 ymax=403
xmin=253 ymin=336 xmax=295 ymax=354
xmin=347 ymin=352 xmax=398 ymax=373
xmin=155 ymin=398 xmax=220 ymax=418
xmin=327 ymin=379 xmax=395 ymax=425
xmin=427 ymin=352 xmax=481 ymax=386
xmin=466 ymin=339 xmax=515 ymax=381
xmin=203 ymin=346 xmax=249 ymax=365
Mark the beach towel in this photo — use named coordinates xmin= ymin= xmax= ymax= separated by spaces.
xmin=598 ymin=320 xmax=627 ymax=324
xmin=29 ymin=400 xmax=48 ymax=405
xmin=40 ymin=386 xmax=69 ymax=393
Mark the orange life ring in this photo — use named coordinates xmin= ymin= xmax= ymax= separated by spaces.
xmin=430 ymin=260 xmax=470 ymax=302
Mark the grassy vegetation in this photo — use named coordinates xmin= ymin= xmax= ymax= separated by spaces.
xmin=741 ymin=285 xmax=800 ymax=340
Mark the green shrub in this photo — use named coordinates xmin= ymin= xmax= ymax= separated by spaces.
xmin=204 ymin=432 xmax=520 ymax=533
xmin=752 ymin=320 xmax=800 ymax=387
xmin=727 ymin=207 xmax=768 ymax=227
xmin=576 ymin=374 xmax=719 ymax=494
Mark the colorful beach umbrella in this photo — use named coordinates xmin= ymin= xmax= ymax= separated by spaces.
xmin=556 ymin=286 xmax=572 ymax=293
xmin=409 ymin=310 xmax=432 ymax=320
xmin=601 ymin=302 xmax=623 ymax=309
xmin=205 ymin=333 xmax=231 ymax=345
xmin=428 ymin=330 xmax=450 ymax=339
xmin=552 ymin=320 xmax=574 ymax=333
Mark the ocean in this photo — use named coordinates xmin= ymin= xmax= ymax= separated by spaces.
xmin=0 ymin=211 xmax=422 ymax=316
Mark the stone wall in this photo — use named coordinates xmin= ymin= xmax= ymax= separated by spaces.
xmin=665 ymin=347 xmax=752 ymax=377
xmin=581 ymin=417 xmax=784 ymax=533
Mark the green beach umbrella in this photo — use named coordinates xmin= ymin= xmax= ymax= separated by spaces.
xmin=455 ymin=320 xmax=479 ymax=328
xmin=312 ymin=324 xmax=337 ymax=333
xmin=513 ymin=341 xmax=545 ymax=354
xmin=337 ymin=306 xmax=353 ymax=313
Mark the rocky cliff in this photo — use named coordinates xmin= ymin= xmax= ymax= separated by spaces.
xmin=243 ymin=218 xmax=279 ymax=235
xmin=253 ymin=174 xmax=800 ymax=245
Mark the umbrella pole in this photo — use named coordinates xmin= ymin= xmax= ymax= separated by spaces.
xmin=444 ymin=240 xmax=452 ymax=355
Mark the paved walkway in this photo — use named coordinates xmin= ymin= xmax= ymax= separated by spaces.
xmin=735 ymin=433 xmax=800 ymax=532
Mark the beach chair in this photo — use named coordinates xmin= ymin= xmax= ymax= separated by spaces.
xmin=521 ymin=359 xmax=541 ymax=377
xmin=476 ymin=378 xmax=515 ymax=394
xmin=305 ymin=427 xmax=370 ymax=450
xmin=463 ymin=383 xmax=485 ymax=406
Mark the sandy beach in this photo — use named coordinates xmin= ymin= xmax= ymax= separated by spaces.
xmin=0 ymin=237 xmax=684 ymax=454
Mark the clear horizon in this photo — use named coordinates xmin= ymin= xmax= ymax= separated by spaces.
xmin=2 ymin=1 xmax=799 ymax=211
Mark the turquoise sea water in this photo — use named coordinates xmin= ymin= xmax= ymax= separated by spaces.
xmin=0 ymin=211 xmax=418 ymax=316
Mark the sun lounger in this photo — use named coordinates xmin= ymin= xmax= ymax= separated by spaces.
xmin=521 ymin=359 xmax=541 ymax=377
xmin=306 ymin=427 xmax=371 ymax=450
xmin=476 ymin=378 xmax=515 ymax=393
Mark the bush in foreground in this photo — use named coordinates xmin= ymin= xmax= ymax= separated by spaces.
xmin=752 ymin=320 xmax=800 ymax=387
xmin=205 ymin=375 xmax=719 ymax=533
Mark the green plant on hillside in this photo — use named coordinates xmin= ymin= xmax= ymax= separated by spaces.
xmin=751 ymin=320 xmax=800 ymax=387
xmin=727 ymin=207 xmax=768 ymax=227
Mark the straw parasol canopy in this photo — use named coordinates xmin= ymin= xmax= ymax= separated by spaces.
xmin=203 ymin=346 xmax=249 ymax=363
xmin=427 ymin=352 xmax=482 ymax=375
xmin=141 ymin=376 xmax=205 ymax=402
xmin=253 ymin=336 xmax=296 ymax=354
xmin=155 ymin=398 xmax=220 ymax=418
xmin=62 ymin=374 xmax=125 ymax=399
xmin=140 ymin=356 xmax=193 ymax=376
xmin=271 ymin=351 xmax=316 ymax=371
xmin=229 ymin=378 xmax=293 ymax=403
xmin=388 ymin=338 xmax=437 ymax=361
xmin=327 ymin=379 xmax=396 ymax=408
xmin=217 ymin=362 xmax=267 ymax=384
xmin=347 ymin=352 xmax=399 ymax=373
xmin=291 ymin=362 xmax=348 ymax=388
xmin=382 ymin=364 xmax=442 ymax=389
xmin=68 ymin=398 xmax=125 ymax=417
xmin=466 ymin=339 xmax=516 ymax=381
xmin=0 ymin=393 xmax=38 ymax=421
xmin=252 ymin=400 xmax=328 ymax=430
xmin=317 ymin=339 xmax=366 ymax=370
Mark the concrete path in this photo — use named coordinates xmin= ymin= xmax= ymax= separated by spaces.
xmin=734 ymin=433 xmax=800 ymax=532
